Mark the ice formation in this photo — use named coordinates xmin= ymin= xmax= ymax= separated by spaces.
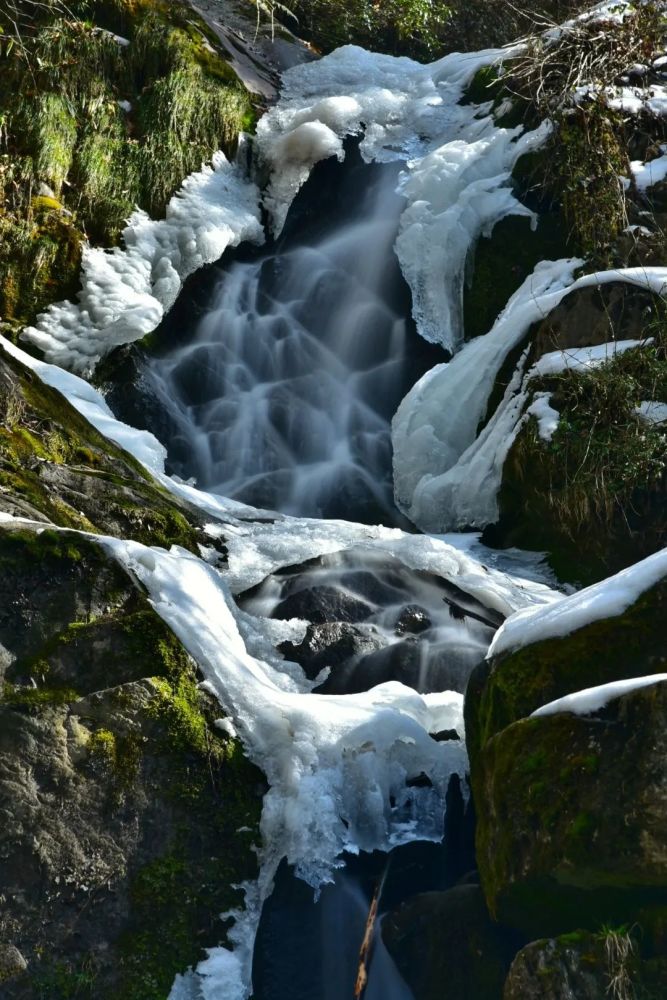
xmin=489 ymin=548 xmax=667 ymax=659
xmin=392 ymin=260 xmax=667 ymax=533
xmin=532 ymin=673 xmax=667 ymax=718
xmin=21 ymin=153 xmax=264 ymax=374
xmin=254 ymin=43 xmax=553 ymax=352
xmin=635 ymin=399 xmax=667 ymax=424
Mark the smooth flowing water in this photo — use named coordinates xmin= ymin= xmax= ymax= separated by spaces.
xmin=135 ymin=151 xmax=443 ymax=524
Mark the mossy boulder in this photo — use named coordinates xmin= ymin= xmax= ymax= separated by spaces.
xmin=382 ymin=884 xmax=518 ymax=1000
xmin=463 ymin=213 xmax=568 ymax=342
xmin=0 ymin=344 xmax=211 ymax=550
xmin=487 ymin=286 xmax=666 ymax=585
xmin=503 ymin=932 xmax=617 ymax=1000
xmin=503 ymin=928 xmax=667 ymax=1000
xmin=464 ymin=574 xmax=667 ymax=772
xmin=0 ymin=521 xmax=264 ymax=1000
xmin=473 ymin=680 xmax=667 ymax=936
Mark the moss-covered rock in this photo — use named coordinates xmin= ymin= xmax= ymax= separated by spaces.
xmin=0 ymin=521 xmax=264 ymax=1000
xmin=0 ymin=0 xmax=254 ymax=326
xmin=473 ymin=681 xmax=667 ymax=937
xmin=463 ymin=214 xmax=569 ymax=342
xmin=503 ymin=931 xmax=623 ymax=1000
xmin=464 ymin=574 xmax=667 ymax=769
xmin=0 ymin=344 xmax=210 ymax=549
xmin=382 ymin=883 xmax=518 ymax=1000
xmin=487 ymin=288 xmax=666 ymax=585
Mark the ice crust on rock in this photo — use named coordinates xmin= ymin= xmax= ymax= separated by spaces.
xmin=489 ymin=548 xmax=667 ymax=659
xmin=21 ymin=152 xmax=264 ymax=374
xmin=392 ymin=259 xmax=667 ymax=533
xmin=254 ymin=43 xmax=553 ymax=352
xmin=532 ymin=674 xmax=667 ymax=718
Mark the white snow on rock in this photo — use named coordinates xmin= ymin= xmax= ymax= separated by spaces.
xmin=532 ymin=674 xmax=667 ymax=718
xmin=489 ymin=548 xmax=667 ymax=659
xmin=392 ymin=260 xmax=667 ymax=533
xmin=526 ymin=392 xmax=560 ymax=441
xmin=254 ymin=43 xmax=553 ymax=353
xmin=20 ymin=152 xmax=264 ymax=375
xmin=632 ymin=148 xmax=667 ymax=190
xmin=635 ymin=399 xmax=667 ymax=424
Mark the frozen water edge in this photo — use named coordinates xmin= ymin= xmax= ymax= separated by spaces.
xmin=20 ymin=151 xmax=264 ymax=375
xmin=254 ymin=43 xmax=551 ymax=353
xmin=393 ymin=259 xmax=667 ymax=533
xmin=0 ymin=332 xmax=560 ymax=998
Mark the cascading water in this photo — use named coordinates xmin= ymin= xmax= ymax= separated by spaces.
xmin=7 ymin=38 xmax=566 ymax=1000
xmin=137 ymin=154 xmax=440 ymax=523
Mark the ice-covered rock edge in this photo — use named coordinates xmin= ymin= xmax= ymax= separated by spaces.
xmin=21 ymin=151 xmax=264 ymax=375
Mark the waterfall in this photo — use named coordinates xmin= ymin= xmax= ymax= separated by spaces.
xmin=139 ymin=156 xmax=432 ymax=524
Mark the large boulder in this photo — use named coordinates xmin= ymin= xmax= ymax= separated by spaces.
xmin=465 ymin=572 xmax=667 ymax=771
xmin=474 ymin=680 xmax=667 ymax=936
xmin=0 ymin=523 xmax=263 ymax=1000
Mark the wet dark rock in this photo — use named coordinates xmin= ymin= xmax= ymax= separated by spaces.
xmin=474 ymin=680 xmax=667 ymax=937
xmin=279 ymin=621 xmax=384 ymax=681
xmin=272 ymin=584 xmax=374 ymax=624
xmin=383 ymin=884 xmax=517 ymax=1000
xmin=431 ymin=728 xmax=461 ymax=742
xmin=0 ymin=346 xmax=207 ymax=553
xmin=322 ymin=638 xmax=475 ymax=695
xmin=394 ymin=604 xmax=431 ymax=634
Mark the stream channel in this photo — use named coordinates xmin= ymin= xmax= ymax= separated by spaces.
xmin=113 ymin=137 xmax=548 ymax=999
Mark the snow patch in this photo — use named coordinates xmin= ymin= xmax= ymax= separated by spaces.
xmin=635 ymin=399 xmax=667 ymax=425
xmin=532 ymin=674 xmax=667 ymax=718
xmin=21 ymin=152 xmax=264 ymax=374
xmin=489 ymin=548 xmax=667 ymax=658
xmin=526 ymin=392 xmax=559 ymax=441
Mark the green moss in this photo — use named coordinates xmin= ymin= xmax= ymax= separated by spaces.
xmin=496 ymin=333 xmax=667 ymax=583
xmin=1 ymin=682 xmax=80 ymax=708
xmin=0 ymin=0 xmax=252 ymax=321
xmin=469 ymin=579 xmax=666 ymax=761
